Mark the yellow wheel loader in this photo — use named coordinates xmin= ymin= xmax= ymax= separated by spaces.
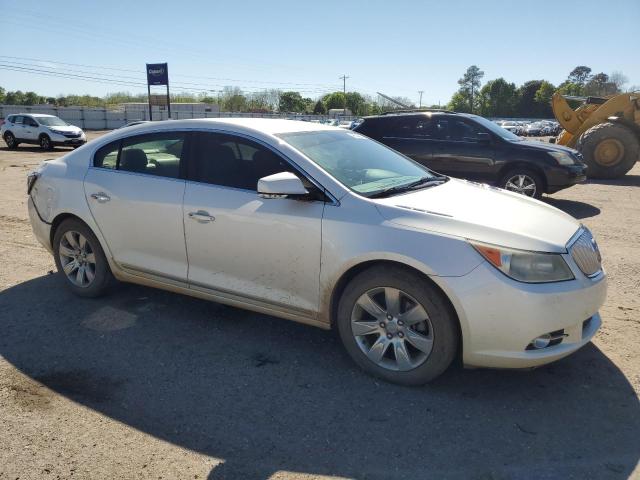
xmin=552 ymin=92 xmax=640 ymax=178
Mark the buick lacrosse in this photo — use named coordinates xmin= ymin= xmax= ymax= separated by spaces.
xmin=27 ymin=119 xmax=606 ymax=385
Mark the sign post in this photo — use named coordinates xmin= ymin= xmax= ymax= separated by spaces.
xmin=146 ymin=63 xmax=170 ymax=121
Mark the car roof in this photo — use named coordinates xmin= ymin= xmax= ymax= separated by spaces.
xmin=14 ymin=113 xmax=56 ymax=118
xmin=362 ymin=111 xmax=476 ymax=121
xmin=118 ymin=118 xmax=340 ymax=136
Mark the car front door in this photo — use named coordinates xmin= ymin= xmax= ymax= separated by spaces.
xmin=22 ymin=116 xmax=40 ymax=141
xmin=83 ymin=131 xmax=189 ymax=281
xmin=183 ymin=131 xmax=324 ymax=318
xmin=429 ymin=117 xmax=496 ymax=181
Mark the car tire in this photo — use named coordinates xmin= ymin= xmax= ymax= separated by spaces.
xmin=39 ymin=134 xmax=54 ymax=151
xmin=499 ymin=168 xmax=544 ymax=199
xmin=577 ymin=122 xmax=639 ymax=179
xmin=3 ymin=132 xmax=18 ymax=149
xmin=53 ymin=218 xmax=114 ymax=298
xmin=336 ymin=265 xmax=458 ymax=386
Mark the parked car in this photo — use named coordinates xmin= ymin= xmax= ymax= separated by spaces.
xmin=27 ymin=119 xmax=605 ymax=385
xmin=525 ymin=122 xmax=545 ymax=137
xmin=1 ymin=114 xmax=86 ymax=150
xmin=353 ymin=111 xmax=586 ymax=198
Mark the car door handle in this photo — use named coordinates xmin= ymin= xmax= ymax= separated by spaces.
xmin=90 ymin=192 xmax=111 ymax=203
xmin=188 ymin=210 xmax=215 ymax=223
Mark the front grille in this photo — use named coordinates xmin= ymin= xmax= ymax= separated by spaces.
xmin=63 ymin=132 xmax=81 ymax=138
xmin=570 ymin=229 xmax=602 ymax=277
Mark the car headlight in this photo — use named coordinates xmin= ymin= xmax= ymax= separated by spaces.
xmin=470 ymin=241 xmax=574 ymax=283
xmin=548 ymin=151 xmax=575 ymax=166
xmin=50 ymin=128 xmax=65 ymax=135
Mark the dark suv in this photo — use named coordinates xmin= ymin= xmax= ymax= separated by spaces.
xmin=353 ymin=110 xmax=587 ymax=198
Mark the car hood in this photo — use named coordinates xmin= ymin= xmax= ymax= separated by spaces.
xmin=514 ymin=139 xmax=576 ymax=154
xmin=46 ymin=125 xmax=82 ymax=133
xmin=373 ymin=178 xmax=580 ymax=253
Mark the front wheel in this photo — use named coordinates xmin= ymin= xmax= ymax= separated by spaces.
xmin=39 ymin=134 xmax=54 ymax=151
xmin=53 ymin=219 xmax=113 ymax=297
xmin=577 ymin=122 xmax=639 ymax=179
xmin=337 ymin=266 xmax=458 ymax=386
xmin=499 ymin=168 xmax=543 ymax=199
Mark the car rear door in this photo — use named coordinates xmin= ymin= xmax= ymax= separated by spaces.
xmin=11 ymin=116 xmax=27 ymax=140
xmin=182 ymin=131 xmax=324 ymax=317
xmin=83 ymin=131 xmax=189 ymax=281
xmin=429 ymin=116 xmax=496 ymax=180
xmin=376 ymin=116 xmax=436 ymax=167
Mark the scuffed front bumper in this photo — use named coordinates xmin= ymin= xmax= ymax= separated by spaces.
xmin=28 ymin=196 xmax=53 ymax=254
xmin=433 ymin=259 xmax=607 ymax=369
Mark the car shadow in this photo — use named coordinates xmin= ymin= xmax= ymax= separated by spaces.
xmin=0 ymin=275 xmax=638 ymax=479
xmin=544 ymin=197 xmax=601 ymax=219
xmin=587 ymin=174 xmax=640 ymax=187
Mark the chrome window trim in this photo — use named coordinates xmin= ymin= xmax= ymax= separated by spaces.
xmin=89 ymin=126 xmax=340 ymax=206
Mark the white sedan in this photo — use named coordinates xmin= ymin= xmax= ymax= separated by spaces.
xmin=27 ymin=119 xmax=606 ymax=385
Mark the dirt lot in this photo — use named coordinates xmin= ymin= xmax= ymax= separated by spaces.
xmin=0 ymin=131 xmax=638 ymax=480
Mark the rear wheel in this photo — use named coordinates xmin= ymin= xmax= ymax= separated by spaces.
xmin=53 ymin=219 xmax=113 ymax=297
xmin=577 ymin=122 xmax=639 ymax=179
xmin=499 ymin=168 xmax=544 ymax=199
xmin=3 ymin=132 xmax=18 ymax=149
xmin=337 ymin=266 xmax=458 ymax=385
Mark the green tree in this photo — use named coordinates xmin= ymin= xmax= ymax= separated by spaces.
xmin=447 ymin=91 xmax=471 ymax=113
xmin=533 ymin=81 xmax=555 ymax=117
xmin=456 ymin=65 xmax=484 ymax=113
xmin=567 ymin=66 xmax=592 ymax=86
xmin=0 ymin=86 xmax=5 ymax=104
xmin=557 ymin=81 xmax=584 ymax=97
xmin=345 ymin=91 xmax=366 ymax=116
xmin=478 ymin=78 xmax=517 ymax=117
xmin=516 ymin=80 xmax=544 ymax=117
xmin=322 ymin=91 xmax=346 ymax=111
xmin=278 ymin=91 xmax=306 ymax=112
xmin=5 ymin=90 xmax=26 ymax=105
xmin=313 ymin=100 xmax=326 ymax=114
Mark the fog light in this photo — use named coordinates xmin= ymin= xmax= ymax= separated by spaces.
xmin=531 ymin=334 xmax=551 ymax=349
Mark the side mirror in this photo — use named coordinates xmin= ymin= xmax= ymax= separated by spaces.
xmin=549 ymin=137 xmax=556 ymax=144
xmin=476 ymin=132 xmax=492 ymax=143
xmin=258 ymin=171 xmax=309 ymax=199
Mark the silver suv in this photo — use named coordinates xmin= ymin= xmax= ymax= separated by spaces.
xmin=1 ymin=114 xmax=86 ymax=150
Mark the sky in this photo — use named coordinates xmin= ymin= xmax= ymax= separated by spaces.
xmin=1 ymin=0 xmax=638 ymax=105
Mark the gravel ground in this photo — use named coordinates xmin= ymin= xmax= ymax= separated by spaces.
xmin=0 ymin=131 xmax=638 ymax=480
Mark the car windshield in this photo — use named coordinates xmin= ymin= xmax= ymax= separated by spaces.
xmin=471 ymin=115 xmax=522 ymax=141
xmin=278 ymin=130 xmax=438 ymax=197
xmin=36 ymin=116 xmax=68 ymax=127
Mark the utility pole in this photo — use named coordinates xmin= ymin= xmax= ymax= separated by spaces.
xmin=339 ymin=74 xmax=349 ymax=116
xmin=418 ymin=90 xmax=424 ymax=108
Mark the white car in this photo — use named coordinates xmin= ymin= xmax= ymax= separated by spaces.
xmin=26 ymin=119 xmax=606 ymax=385
xmin=2 ymin=113 xmax=86 ymax=150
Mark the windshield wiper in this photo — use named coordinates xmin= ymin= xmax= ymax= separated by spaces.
xmin=368 ymin=176 xmax=448 ymax=198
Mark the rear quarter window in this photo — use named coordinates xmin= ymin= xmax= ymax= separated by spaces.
xmin=94 ymin=140 xmax=120 ymax=169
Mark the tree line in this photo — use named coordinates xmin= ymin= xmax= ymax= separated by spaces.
xmin=448 ymin=65 xmax=633 ymax=118
xmin=0 ymin=65 xmax=634 ymax=118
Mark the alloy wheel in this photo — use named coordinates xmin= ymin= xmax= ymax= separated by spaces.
xmin=40 ymin=136 xmax=50 ymax=150
xmin=351 ymin=287 xmax=434 ymax=372
xmin=503 ymin=174 xmax=537 ymax=197
xmin=5 ymin=134 xmax=15 ymax=147
xmin=58 ymin=231 xmax=96 ymax=287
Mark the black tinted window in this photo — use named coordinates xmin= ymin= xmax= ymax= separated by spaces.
xmin=445 ymin=119 xmax=485 ymax=142
xmin=25 ymin=117 xmax=38 ymax=127
xmin=191 ymin=132 xmax=292 ymax=190
xmin=13 ymin=116 xmax=24 ymax=125
xmin=385 ymin=116 xmax=437 ymax=138
xmin=119 ymin=133 xmax=185 ymax=179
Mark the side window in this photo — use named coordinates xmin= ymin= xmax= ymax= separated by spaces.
xmin=447 ymin=119 xmax=484 ymax=142
xmin=191 ymin=132 xmax=293 ymax=191
xmin=7 ymin=115 xmax=15 ymax=124
xmin=13 ymin=116 xmax=24 ymax=125
xmin=119 ymin=133 xmax=185 ymax=179
xmin=385 ymin=117 xmax=436 ymax=139
xmin=94 ymin=140 xmax=120 ymax=169
xmin=26 ymin=117 xmax=38 ymax=127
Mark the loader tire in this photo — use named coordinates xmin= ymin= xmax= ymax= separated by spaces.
xmin=577 ymin=122 xmax=639 ymax=179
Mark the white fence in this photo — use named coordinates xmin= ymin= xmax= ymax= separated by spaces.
xmin=0 ymin=104 xmax=356 ymax=130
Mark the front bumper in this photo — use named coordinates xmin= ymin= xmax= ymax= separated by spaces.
xmin=546 ymin=164 xmax=587 ymax=193
xmin=28 ymin=196 xmax=53 ymax=253
xmin=435 ymin=259 xmax=607 ymax=369
xmin=50 ymin=132 xmax=86 ymax=147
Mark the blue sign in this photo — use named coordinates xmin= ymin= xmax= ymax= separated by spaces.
xmin=146 ymin=63 xmax=168 ymax=86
